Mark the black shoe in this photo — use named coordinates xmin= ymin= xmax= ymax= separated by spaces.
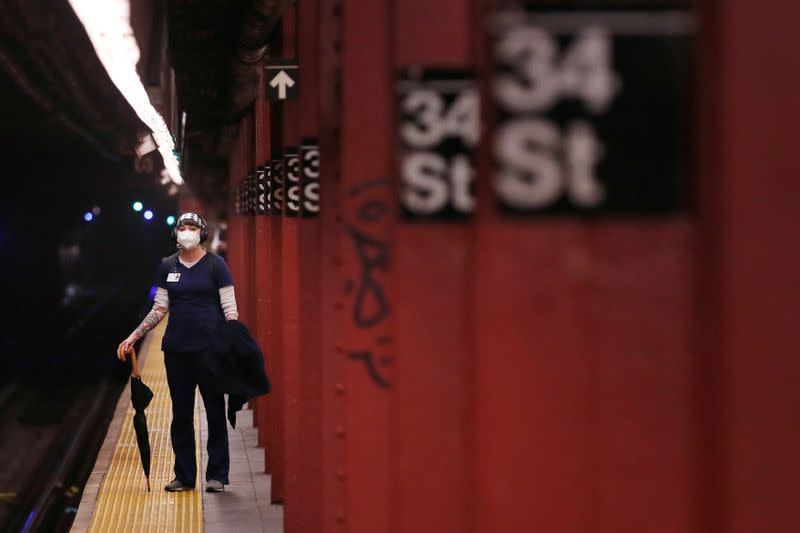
xmin=206 ymin=479 xmax=225 ymax=492
xmin=164 ymin=478 xmax=195 ymax=492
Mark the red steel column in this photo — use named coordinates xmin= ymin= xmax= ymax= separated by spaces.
xmin=280 ymin=2 xmax=303 ymax=524
xmin=227 ymin=125 xmax=246 ymax=317
xmin=227 ymin=115 xmax=256 ymax=328
xmin=339 ymin=1 xmax=393 ymax=531
xmin=473 ymin=2 xmax=695 ymax=532
xmin=295 ymin=0 xmax=323 ymax=530
xmin=391 ymin=2 xmax=473 ymax=532
xmin=318 ymin=0 xmax=346 ymax=531
xmin=178 ymin=196 xmax=205 ymax=215
xmin=268 ymin=134 xmax=286 ymax=502
xmin=241 ymin=115 xmax=257 ymax=329
xmin=254 ymin=56 xmax=275 ymax=461
xmin=244 ymin=112 xmax=258 ymax=425
xmin=247 ymin=115 xmax=259 ymax=418
xmin=267 ymin=17 xmax=287 ymax=503
xmin=698 ymin=2 xmax=800 ymax=532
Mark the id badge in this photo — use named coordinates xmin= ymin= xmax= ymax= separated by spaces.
xmin=167 ymin=273 xmax=181 ymax=283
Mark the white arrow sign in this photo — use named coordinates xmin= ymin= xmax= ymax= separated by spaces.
xmin=270 ymin=70 xmax=295 ymax=99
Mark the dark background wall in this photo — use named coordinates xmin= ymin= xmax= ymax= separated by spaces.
xmin=0 ymin=68 xmax=177 ymax=375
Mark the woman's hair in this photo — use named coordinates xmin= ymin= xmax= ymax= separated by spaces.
xmin=174 ymin=212 xmax=208 ymax=243
xmin=176 ymin=219 xmax=201 ymax=229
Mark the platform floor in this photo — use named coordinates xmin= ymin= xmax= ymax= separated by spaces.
xmin=71 ymin=320 xmax=283 ymax=533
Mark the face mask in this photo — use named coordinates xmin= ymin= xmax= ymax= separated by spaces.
xmin=177 ymin=229 xmax=201 ymax=250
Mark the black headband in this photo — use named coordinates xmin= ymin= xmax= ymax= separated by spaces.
xmin=176 ymin=212 xmax=206 ymax=230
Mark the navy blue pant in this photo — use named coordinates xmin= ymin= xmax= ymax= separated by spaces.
xmin=164 ymin=350 xmax=230 ymax=485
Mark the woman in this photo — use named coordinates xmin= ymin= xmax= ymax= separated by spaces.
xmin=116 ymin=212 xmax=238 ymax=493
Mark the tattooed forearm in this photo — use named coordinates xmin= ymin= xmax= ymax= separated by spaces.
xmin=133 ymin=305 xmax=167 ymax=339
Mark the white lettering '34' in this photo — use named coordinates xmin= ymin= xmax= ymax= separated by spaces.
xmin=494 ymin=25 xmax=620 ymax=210
xmin=400 ymin=87 xmax=479 ymax=216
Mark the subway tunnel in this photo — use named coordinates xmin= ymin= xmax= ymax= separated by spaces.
xmin=0 ymin=0 xmax=798 ymax=532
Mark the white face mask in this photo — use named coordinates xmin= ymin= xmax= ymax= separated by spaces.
xmin=177 ymin=229 xmax=201 ymax=250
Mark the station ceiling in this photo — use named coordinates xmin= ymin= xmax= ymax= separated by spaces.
xmin=0 ymin=0 xmax=145 ymax=157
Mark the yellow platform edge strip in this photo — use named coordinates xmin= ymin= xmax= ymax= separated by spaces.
xmin=87 ymin=319 xmax=203 ymax=533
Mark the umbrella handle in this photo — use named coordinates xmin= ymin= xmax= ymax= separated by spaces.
xmin=128 ymin=348 xmax=141 ymax=379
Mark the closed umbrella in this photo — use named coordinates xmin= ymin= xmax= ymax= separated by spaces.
xmin=127 ymin=348 xmax=154 ymax=491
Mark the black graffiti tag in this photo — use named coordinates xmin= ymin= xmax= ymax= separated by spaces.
xmin=344 ymin=178 xmax=392 ymax=389
xmin=345 ymin=225 xmax=390 ymax=328
xmin=346 ymin=351 xmax=391 ymax=390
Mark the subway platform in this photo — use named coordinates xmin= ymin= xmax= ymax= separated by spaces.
xmin=70 ymin=321 xmax=283 ymax=533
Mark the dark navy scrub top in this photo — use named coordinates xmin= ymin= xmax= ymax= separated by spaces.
xmin=156 ymin=253 xmax=234 ymax=353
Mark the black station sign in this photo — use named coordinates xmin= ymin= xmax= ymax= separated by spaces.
xmin=265 ymin=59 xmax=299 ymax=101
xmin=300 ymin=139 xmax=320 ymax=217
xmin=491 ymin=7 xmax=694 ymax=215
xmin=396 ymin=68 xmax=479 ymax=221
xmin=256 ymin=165 xmax=269 ymax=215
xmin=271 ymin=157 xmax=284 ymax=215
xmin=234 ymin=183 xmax=241 ymax=215
xmin=246 ymin=172 xmax=257 ymax=215
xmin=284 ymin=149 xmax=301 ymax=217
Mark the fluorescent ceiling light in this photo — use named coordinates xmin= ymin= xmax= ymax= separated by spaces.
xmin=68 ymin=0 xmax=184 ymax=185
